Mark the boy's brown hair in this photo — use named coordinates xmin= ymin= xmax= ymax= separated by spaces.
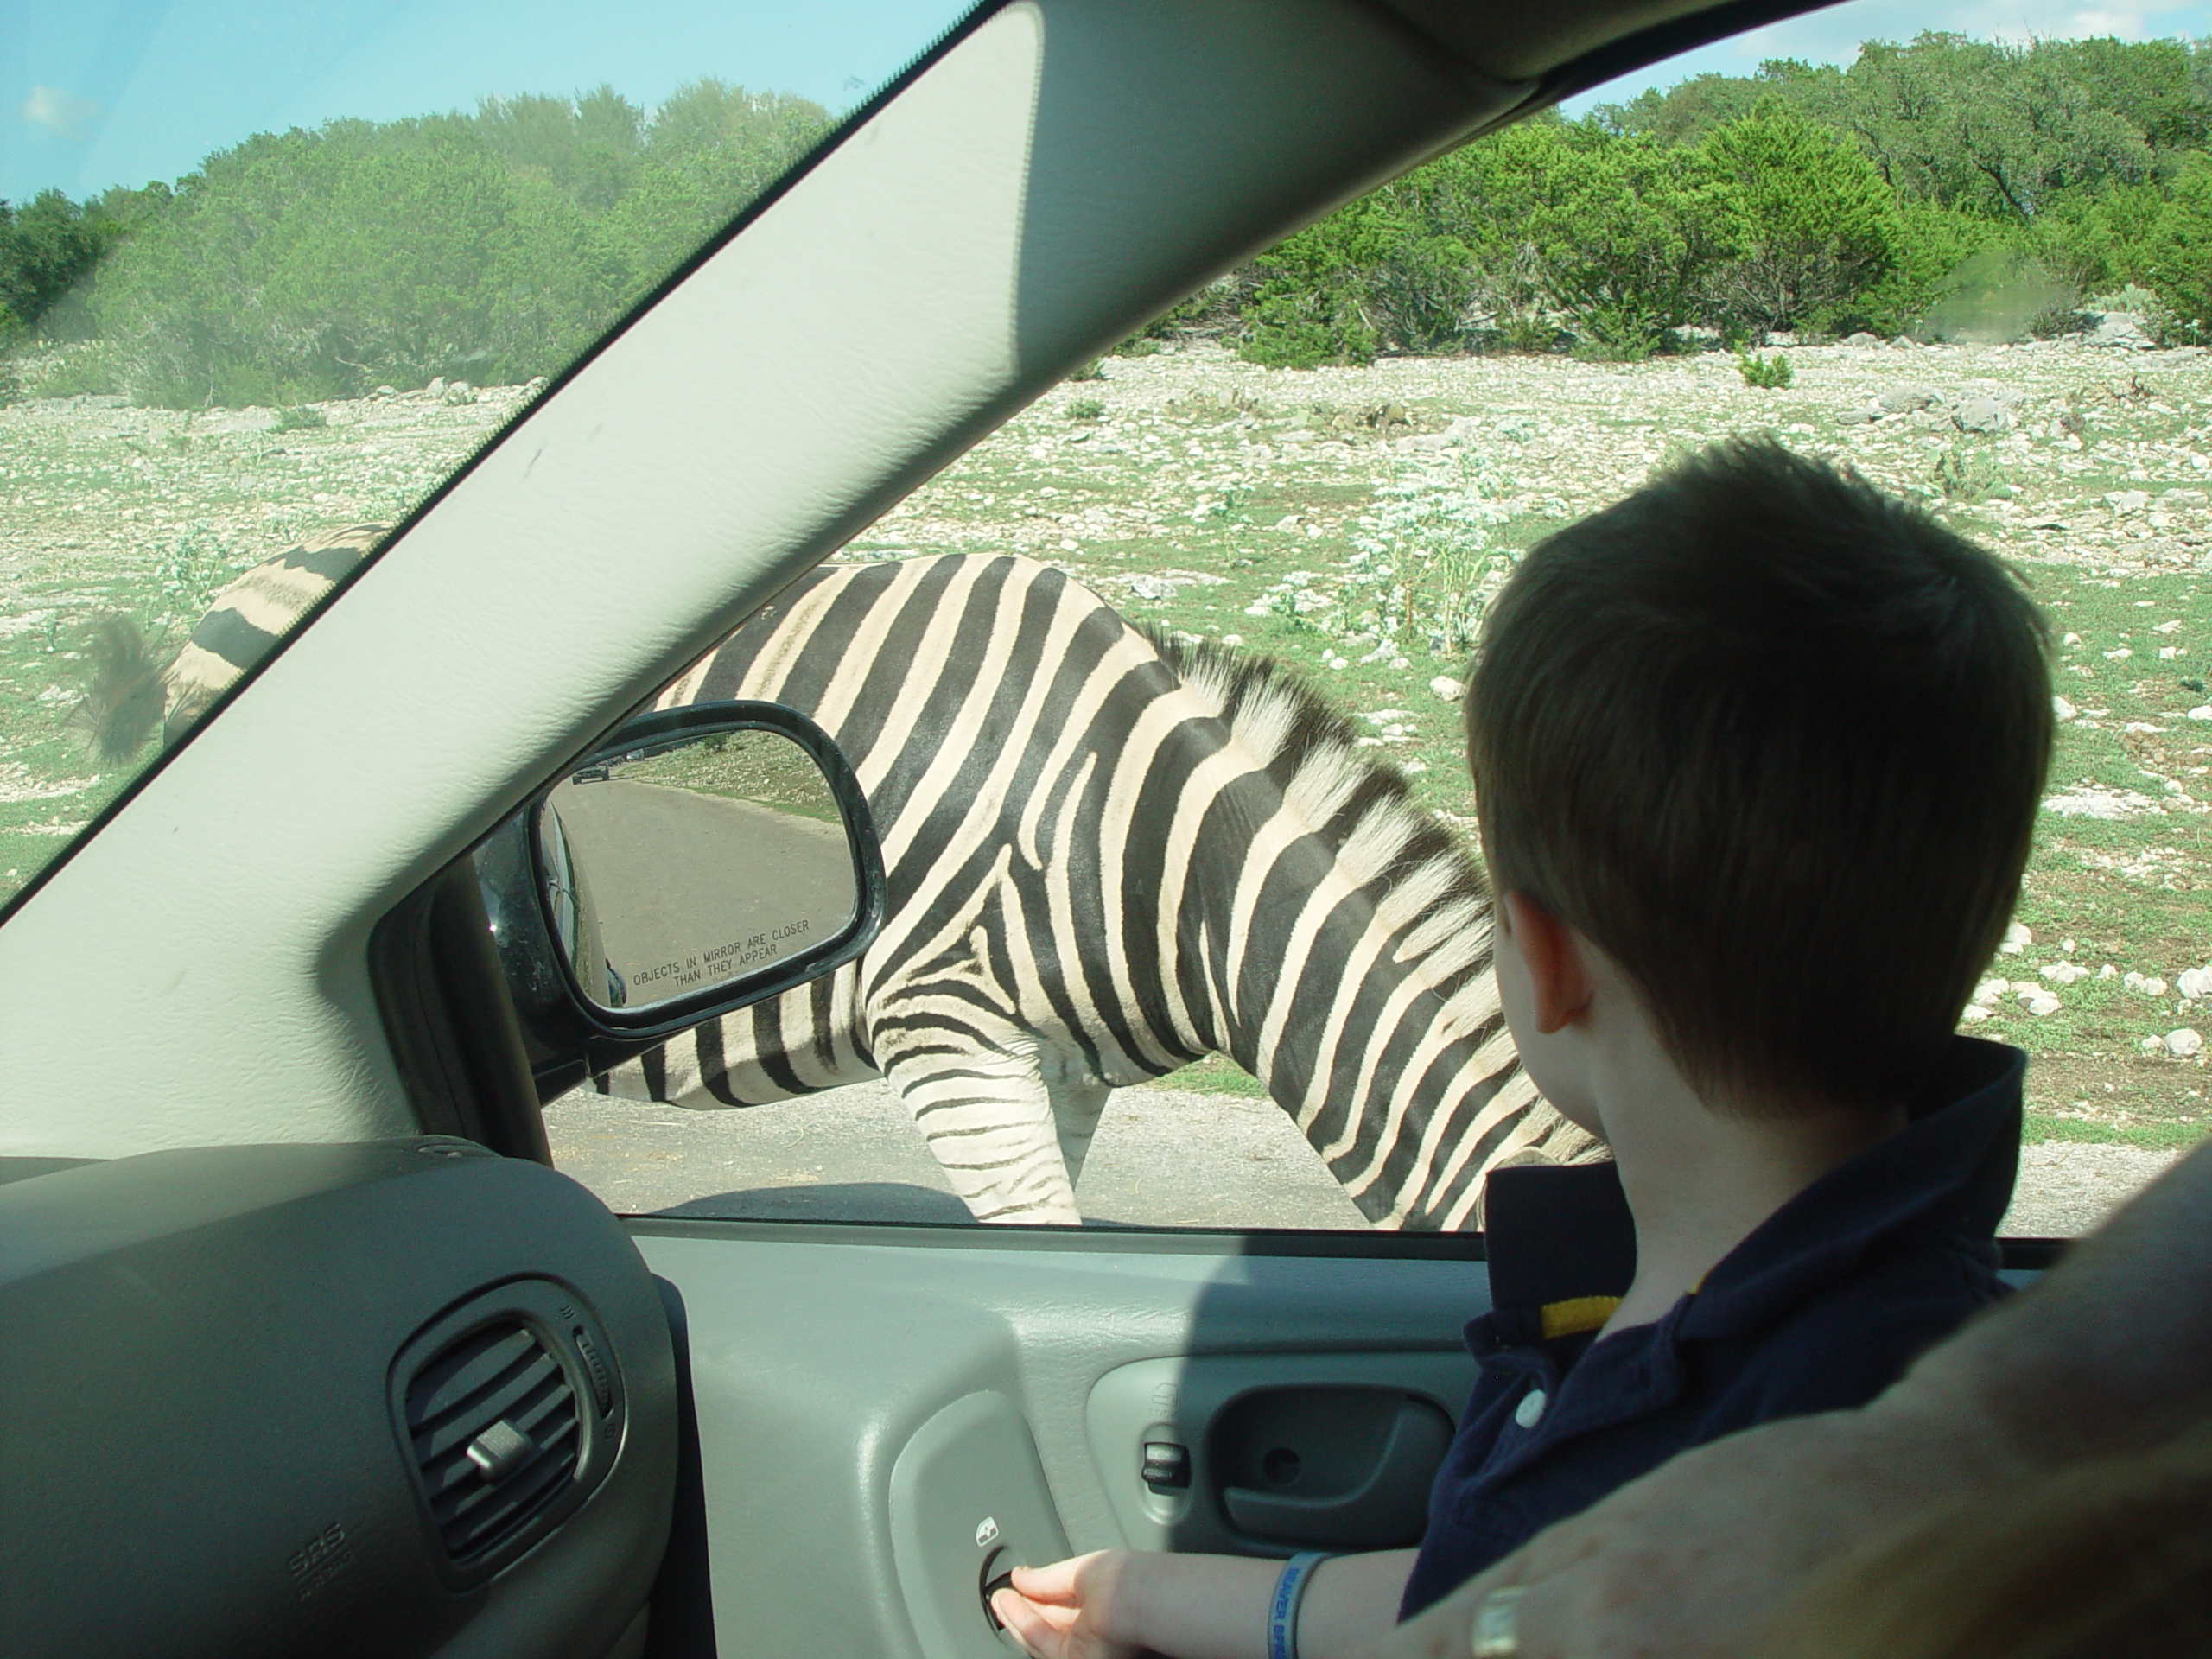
xmin=1465 ymin=436 xmax=2052 ymax=1115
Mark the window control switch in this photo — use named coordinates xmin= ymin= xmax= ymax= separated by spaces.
xmin=1141 ymin=1441 xmax=1191 ymax=1491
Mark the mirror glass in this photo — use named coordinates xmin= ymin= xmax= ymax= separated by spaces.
xmin=537 ymin=727 xmax=859 ymax=1017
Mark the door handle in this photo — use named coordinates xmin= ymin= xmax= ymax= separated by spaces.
xmin=1221 ymin=1396 xmax=1450 ymax=1548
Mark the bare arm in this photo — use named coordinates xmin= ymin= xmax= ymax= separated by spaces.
xmin=1366 ymin=1137 xmax=2212 ymax=1659
xmin=994 ymin=1548 xmax=1417 ymax=1659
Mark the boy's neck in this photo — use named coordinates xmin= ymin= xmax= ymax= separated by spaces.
xmin=1599 ymin=1070 xmax=1907 ymax=1335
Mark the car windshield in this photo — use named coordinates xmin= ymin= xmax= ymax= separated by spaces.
xmin=0 ymin=0 xmax=963 ymax=910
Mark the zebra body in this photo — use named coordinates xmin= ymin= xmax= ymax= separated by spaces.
xmin=601 ymin=552 xmax=1590 ymax=1226
xmin=79 ymin=524 xmax=388 ymax=760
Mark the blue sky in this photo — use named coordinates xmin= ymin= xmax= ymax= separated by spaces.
xmin=7 ymin=0 xmax=2209 ymax=206
xmin=1560 ymin=0 xmax=2210 ymax=112
xmin=1 ymin=0 xmax=963 ymax=203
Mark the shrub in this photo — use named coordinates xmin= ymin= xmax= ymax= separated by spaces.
xmin=1066 ymin=358 xmax=1106 ymax=382
xmin=1066 ymin=397 xmax=1105 ymax=422
xmin=1934 ymin=439 xmax=2005 ymax=502
xmin=1700 ymin=99 xmax=1901 ymax=337
xmin=273 ymin=404 xmax=327 ymax=430
xmin=1736 ymin=350 xmax=1794 ymax=387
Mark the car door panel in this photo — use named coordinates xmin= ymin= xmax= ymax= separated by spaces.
xmin=636 ymin=1224 xmax=1486 ymax=1658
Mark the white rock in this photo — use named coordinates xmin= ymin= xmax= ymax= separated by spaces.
xmin=1878 ymin=385 xmax=1942 ymax=413
xmin=2044 ymin=785 xmax=2155 ymax=819
xmin=2062 ymin=632 xmax=2082 ymax=646
xmin=2189 ymin=707 xmax=2212 ymax=721
xmin=2166 ymin=1028 xmax=2204 ymax=1058
xmin=1953 ymin=397 xmax=2012 ymax=434
xmin=1976 ymin=979 xmax=2011 ymax=1000
xmin=1128 ymin=575 xmax=1178 ymax=600
xmin=2178 ymin=967 xmax=2212 ymax=1001
xmin=2041 ymin=963 xmax=2090 ymax=984
xmin=2162 ymin=488 xmax=2209 ymax=507
xmin=1429 ymin=677 xmax=1465 ymax=702
xmin=2018 ymin=990 xmax=2062 ymax=1015
xmin=2063 ymin=938 xmax=2076 ymax=954
xmin=2156 ymin=620 xmax=2184 ymax=634
xmin=2144 ymin=1035 xmax=2168 ymax=1052
xmin=2005 ymin=923 xmax=2032 ymax=948
xmin=2088 ymin=313 xmax=2153 ymax=349
xmin=1960 ymin=1004 xmax=1991 ymax=1023
xmin=2099 ymin=964 xmax=2119 ymax=979
xmin=2104 ymin=646 xmax=2133 ymax=660
xmin=1219 ymin=634 xmax=1243 ymax=648
xmin=2053 ymin=695 xmax=2078 ymax=721
xmin=2106 ymin=491 xmax=2150 ymax=514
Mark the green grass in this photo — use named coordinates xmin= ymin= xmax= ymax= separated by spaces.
xmin=5 ymin=359 xmax=2209 ymax=1158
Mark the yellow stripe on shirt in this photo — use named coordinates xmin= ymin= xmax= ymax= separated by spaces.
xmin=1540 ymin=1294 xmax=1623 ymax=1340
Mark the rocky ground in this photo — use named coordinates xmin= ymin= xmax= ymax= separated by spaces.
xmin=3 ymin=337 xmax=2208 ymax=1159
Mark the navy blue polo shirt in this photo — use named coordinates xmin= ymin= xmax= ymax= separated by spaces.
xmin=1399 ymin=1035 xmax=2024 ymax=1618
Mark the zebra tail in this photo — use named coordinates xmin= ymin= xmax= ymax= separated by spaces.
xmin=70 ymin=614 xmax=170 ymax=762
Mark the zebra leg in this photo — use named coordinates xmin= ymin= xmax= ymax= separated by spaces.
xmin=1040 ymin=1046 xmax=1112 ymax=1190
xmin=879 ymin=1037 xmax=1085 ymax=1226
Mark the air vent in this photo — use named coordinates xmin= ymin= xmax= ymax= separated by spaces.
xmin=404 ymin=1320 xmax=581 ymax=1564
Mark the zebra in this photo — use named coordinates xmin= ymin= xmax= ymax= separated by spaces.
xmin=81 ymin=532 xmax=1590 ymax=1225
xmin=596 ymin=552 xmax=1592 ymax=1227
xmin=79 ymin=524 xmax=387 ymax=760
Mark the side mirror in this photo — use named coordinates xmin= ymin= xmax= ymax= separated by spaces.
xmin=477 ymin=702 xmax=884 ymax=1090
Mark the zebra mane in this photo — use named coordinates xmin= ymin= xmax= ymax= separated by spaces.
xmin=1141 ymin=626 xmax=1497 ymax=1020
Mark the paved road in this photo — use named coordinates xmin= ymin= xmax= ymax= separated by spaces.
xmin=545 ymin=1080 xmax=2173 ymax=1237
xmin=550 ymin=779 xmax=854 ymax=1009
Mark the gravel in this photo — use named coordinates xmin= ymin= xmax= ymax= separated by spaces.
xmin=545 ymin=1082 xmax=2177 ymax=1238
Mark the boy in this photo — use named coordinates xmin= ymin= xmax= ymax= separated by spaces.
xmin=989 ymin=437 xmax=2051 ymax=1659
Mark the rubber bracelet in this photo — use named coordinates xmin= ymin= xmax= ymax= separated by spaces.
xmin=1267 ymin=1552 xmax=1330 ymax=1659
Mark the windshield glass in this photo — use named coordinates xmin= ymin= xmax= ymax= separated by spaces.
xmin=0 ymin=0 xmax=959 ymax=907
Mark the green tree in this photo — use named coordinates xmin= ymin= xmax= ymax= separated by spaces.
xmin=2133 ymin=152 xmax=2212 ymax=335
xmin=1522 ymin=130 xmax=1741 ymax=355
xmin=1700 ymin=98 xmax=1900 ymax=334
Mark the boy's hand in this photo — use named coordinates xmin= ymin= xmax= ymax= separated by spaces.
xmin=991 ymin=1551 xmax=1142 ymax=1659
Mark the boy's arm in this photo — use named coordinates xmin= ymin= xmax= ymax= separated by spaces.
xmin=1363 ymin=1135 xmax=2212 ymax=1659
xmin=993 ymin=1548 xmax=1417 ymax=1659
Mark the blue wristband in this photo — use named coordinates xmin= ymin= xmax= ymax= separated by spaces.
xmin=1266 ymin=1552 xmax=1329 ymax=1659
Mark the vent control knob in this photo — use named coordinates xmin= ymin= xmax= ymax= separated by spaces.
xmin=465 ymin=1420 xmax=537 ymax=1485
xmin=574 ymin=1326 xmax=615 ymax=1414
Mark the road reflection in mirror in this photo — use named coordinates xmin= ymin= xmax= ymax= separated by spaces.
xmin=538 ymin=728 xmax=858 ymax=1018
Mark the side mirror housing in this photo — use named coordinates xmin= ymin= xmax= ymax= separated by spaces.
xmin=477 ymin=701 xmax=885 ymax=1094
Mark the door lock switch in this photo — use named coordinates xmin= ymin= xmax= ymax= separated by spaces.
xmin=1141 ymin=1441 xmax=1192 ymax=1491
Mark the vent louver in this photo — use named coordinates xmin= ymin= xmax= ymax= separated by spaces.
xmin=404 ymin=1320 xmax=582 ymax=1564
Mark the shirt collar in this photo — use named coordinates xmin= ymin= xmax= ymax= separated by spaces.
xmin=1479 ymin=1036 xmax=2024 ymax=1340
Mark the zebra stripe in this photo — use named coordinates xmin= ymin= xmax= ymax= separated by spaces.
xmin=601 ymin=552 xmax=1592 ymax=1227
xmin=160 ymin=524 xmax=388 ymax=745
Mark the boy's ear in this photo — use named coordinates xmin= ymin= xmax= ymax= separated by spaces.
xmin=1502 ymin=891 xmax=1593 ymax=1035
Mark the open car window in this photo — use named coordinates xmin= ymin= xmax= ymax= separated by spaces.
xmin=0 ymin=0 xmax=963 ymax=912
xmin=6 ymin=6 xmax=2204 ymax=1242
